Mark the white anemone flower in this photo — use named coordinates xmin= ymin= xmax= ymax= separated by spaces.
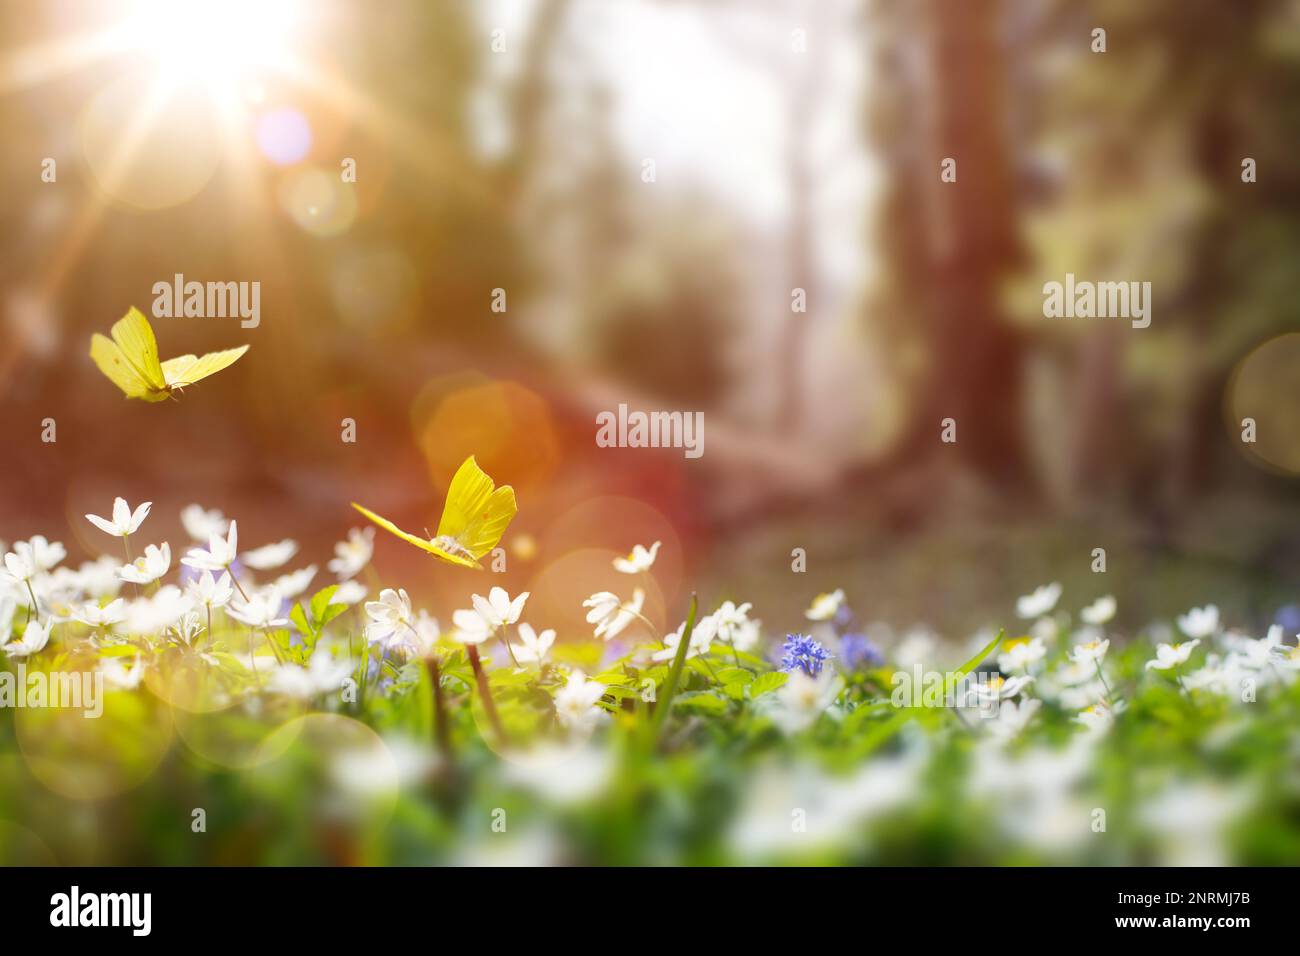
xmin=583 ymin=588 xmax=644 ymax=641
xmin=771 ymin=668 xmax=843 ymax=733
xmin=180 ymin=504 xmax=228 ymax=542
xmin=85 ymin=497 xmax=151 ymax=538
xmin=241 ymin=539 xmax=298 ymax=571
xmin=1080 ymin=595 xmax=1117 ymax=625
xmin=227 ymin=588 xmax=289 ymax=630
xmin=100 ymin=655 xmax=146 ymax=689
xmin=511 ymin=623 xmax=555 ymax=665
xmin=364 ymin=588 xmax=414 ymax=645
xmin=271 ymin=565 xmax=317 ymax=600
xmin=118 ymin=542 xmax=171 ymax=585
xmin=72 ymin=598 xmax=128 ymax=630
xmin=973 ymin=673 xmax=1034 ymax=702
xmin=713 ymin=600 xmax=756 ymax=650
xmin=1016 ymin=582 xmax=1062 ymax=619
xmin=268 ymin=648 xmax=354 ymax=699
xmin=1177 ymin=605 xmax=1219 ymax=639
xmin=552 ymin=670 xmax=608 ymax=733
xmin=986 ymin=698 xmax=1041 ymax=740
xmin=328 ymin=527 xmax=374 ymax=580
xmin=4 ymin=620 xmax=51 ymax=657
xmin=997 ymin=637 xmax=1046 ymax=673
xmin=652 ymin=613 xmax=718 ymax=662
xmin=613 ymin=541 xmax=660 ymax=574
xmin=329 ymin=580 xmax=368 ymax=606
xmin=182 ymin=521 xmax=239 ymax=572
xmin=1069 ymin=638 xmax=1110 ymax=666
xmin=186 ymin=570 xmax=234 ymax=610
xmin=1146 ymin=640 xmax=1201 ymax=671
xmin=804 ymin=589 xmax=846 ymax=621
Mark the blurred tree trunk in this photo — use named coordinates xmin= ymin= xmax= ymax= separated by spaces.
xmin=866 ymin=0 xmax=1029 ymax=489
xmin=922 ymin=0 xmax=1027 ymax=484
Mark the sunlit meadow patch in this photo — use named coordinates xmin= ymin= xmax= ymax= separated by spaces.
xmin=2 ymin=498 xmax=1299 ymax=865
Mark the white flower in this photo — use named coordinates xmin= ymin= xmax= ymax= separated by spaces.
xmin=72 ymin=598 xmax=127 ymax=629
xmin=476 ymin=587 xmax=528 ymax=628
xmin=182 ymin=520 xmax=239 ymax=572
xmin=511 ymin=623 xmax=555 ymax=665
xmin=186 ymin=570 xmax=234 ymax=610
xmin=268 ymin=648 xmax=353 ymax=698
xmin=123 ymin=585 xmax=192 ymax=635
xmin=552 ymin=670 xmax=608 ymax=733
xmin=271 ymin=565 xmax=317 ymax=600
xmin=1016 ymin=582 xmax=1061 ymax=619
xmin=118 ymin=542 xmax=171 ymax=585
xmin=328 ymin=527 xmax=374 ymax=580
xmin=3 ymin=536 xmax=66 ymax=584
xmin=330 ymin=580 xmax=367 ymax=606
xmin=3 ymin=548 xmax=35 ymax=584
xmin=805 ymin=589 xmax=846 ymax=621
xmin=583 ymin=588 xmax=643 ymax=641
xmin=997 ymin=637 xmax=1046 ymax=673
xmin=986 ymin=698 xmax=1041 ymax=740
xmin=399 ymin=611 xmax=440 ymax=657
xmin=973 ymin=673 xmax=1034 ymax=702
xmin=4 ymin=620 xmax=50 ymax=657
xmin=1069 ymin=638 xmax=1110 ymax=666
xmin=713 ymin=600 xmax=756 ymax=650
xmin=613 ymin=541 xmax=660 ymax=574
xmin=1146 ymin=639 xmax=1201 ymax=671
xmin=85 ymin=497 xmax=151 ymax=538
xmin=1075 ymin=702 xmax=1122 ymax=733
xmin=652 ymin=613 xmax=718 ymax=662
xmin=1177 ymin=605 xmax=1219 ymax=639
xmin=241 ymin=539 xmax=298 ymax=570
xmin=227 ymin=588 xmax=289 ymax=630
xmin=100 ymin=655 xmax=145 ymax=689
xmin=168 ymin=609 xmax=206 ymax=645
xmin=364 ymin=587 xmax=413 ymax=645
xmin=181 ymin=504 xmax=228 ymax=542
xmin=1080 ymin=595 xmax=1116 ymax=625
xmin=771 ymin=668 xmax=843 ymax=733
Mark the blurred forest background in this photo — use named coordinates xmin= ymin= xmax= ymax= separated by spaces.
xmin=0 ymin=0 xmax=1297 ymax=641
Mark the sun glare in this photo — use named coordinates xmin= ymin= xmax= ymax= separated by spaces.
xmin=115 ymin=0 xmax=306 ymax=92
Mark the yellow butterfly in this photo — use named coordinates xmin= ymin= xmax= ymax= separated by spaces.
xmin=352 ymin=456 xmax=518 ymax=570
xmin=90 ymin=306 xmax=249 ymax=401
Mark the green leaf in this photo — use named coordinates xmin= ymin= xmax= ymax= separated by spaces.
xmin=749 ymin=671 xmax=789 ymax=698
xmin=289 ymin=602 xmax=313 ymax=639
xmin=673 ymin=691 xmax=729 ymax=714
xmin=309 ymin=585 xmax=340 ymax=624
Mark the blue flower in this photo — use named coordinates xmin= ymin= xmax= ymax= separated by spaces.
xmin=839 ymin=632 xmax=884 ymax=671
xmin=780 ymin=634 xmax=831 ymax=677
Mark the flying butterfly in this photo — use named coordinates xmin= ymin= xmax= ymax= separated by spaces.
xmin=352 ymin=455 xmax=517 ymax=570
xmin=90 ymin=306 xmax=249 ymax=401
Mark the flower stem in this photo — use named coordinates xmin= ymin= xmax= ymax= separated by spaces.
xmin=426 ymin=655 xmax=453 ymax=761
xmin=24 ymin=580 xmax=39 ymax=625
xmin=500 ymin=625 xmax=522 ymax=669
xmin=648 ymin=593 xmax=698 ymax=748
xmin=226 ymin=565 xmax=249 ymax=602
xmin=467 ymin=644 xmax=507 ymax=747
xmin=1095 ymin=662 xmax=1114 ymax=704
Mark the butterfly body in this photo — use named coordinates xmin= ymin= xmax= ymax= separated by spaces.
xmin=90 ymin=307 xmax=249 ymax=400
xmin=353 ymin=456 xmax=517 ymax=570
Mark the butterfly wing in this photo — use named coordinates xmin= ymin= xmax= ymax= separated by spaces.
xmin=90 ymin=333 xmax=159 ymax=400
xmin=109 ymin=307 xmax=167 ymax=392
xmin=162 ymin=346 xmax=249 ymax=388
xmin=435 ymin=456 xmax=517 ymax=560
xmin=350 ymin=503 xmax=481 ymax=569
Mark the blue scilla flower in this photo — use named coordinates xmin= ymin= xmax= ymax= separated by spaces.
xmin=839 ymin=632 xmax=884 ymax=671
xmin=780 ymin=634 xmax=831 ymax=677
